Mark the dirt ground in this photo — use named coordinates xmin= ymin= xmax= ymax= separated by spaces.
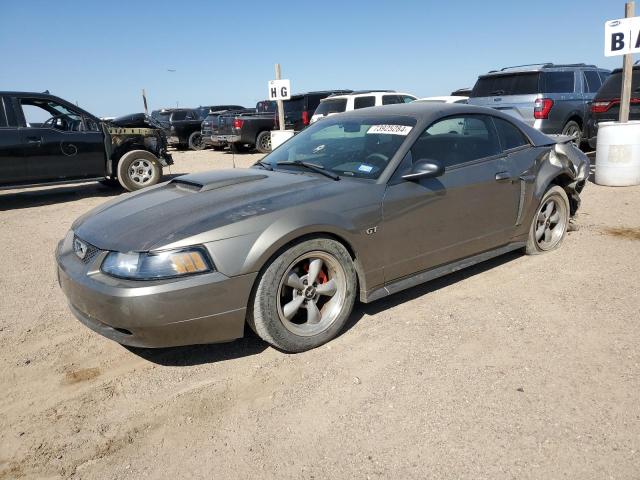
xmin=1 ymin=149 xmax=639 ymax=479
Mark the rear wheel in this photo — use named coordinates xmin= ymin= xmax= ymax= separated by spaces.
xmin=525 ymin=186 xmax=570 ymax=255
xmin=249 ymin=238 xmax=357 ymax=352
xmin=188 ymin=131 xmax=206 ymax=150
xmin=255 ymin=131 xmax=272 ymax=154
xmin=562 ymin=120 xmax=582 ymax=147
xmin=116 ymin=150 xmax=162 ymax=192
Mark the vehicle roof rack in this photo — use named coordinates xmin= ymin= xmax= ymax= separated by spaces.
xmin=493 ymin=62 xmax=597 ymax=73
xmin=328 ymin=89 xmax=395 ymax=97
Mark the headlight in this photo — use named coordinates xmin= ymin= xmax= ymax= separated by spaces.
xmin=101 ymin=247 xmax=213 ymax=280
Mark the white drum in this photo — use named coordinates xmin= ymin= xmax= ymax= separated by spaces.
xmin=595 ymin=120 xmax=640 ymax=186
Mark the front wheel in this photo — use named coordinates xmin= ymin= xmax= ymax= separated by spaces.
xmin=248 ymin=238 xmax=357 ymax=352
xmin=188 ymin=131 xmax=206 ymax=150
xmin=116 ymin=150 xmax=162 ymax=192
xmin=525 ymin=186 xmax=570 ymax=255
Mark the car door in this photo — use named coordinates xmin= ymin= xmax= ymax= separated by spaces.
xmin=0 ymin=96 xmax=29 ymax=185
xmin=17 ymin=97 xmax=105 ymax=183
xmin=380 ymin=114 xmax=519 ymax=282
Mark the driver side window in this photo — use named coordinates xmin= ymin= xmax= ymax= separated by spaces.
xmin=20 ymin=99 xmax=84 ymax=132
xmin=410 ymin=115 xmax=500 ymax=169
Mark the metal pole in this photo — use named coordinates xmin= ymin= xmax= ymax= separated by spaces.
xmin=275 ymin=63 xmax=285 ymax=131
xmin=620 ymin=1 xmax=635 ymax=123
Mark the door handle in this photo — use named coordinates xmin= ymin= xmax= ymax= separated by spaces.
xmin=26 ymin=136 xmax=42 ymax=145
xmin=495 ymin=171 xmax=511 ymax=182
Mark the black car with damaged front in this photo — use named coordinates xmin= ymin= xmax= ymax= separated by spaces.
xmin=0 ymin=91 xmax=173 ymax=191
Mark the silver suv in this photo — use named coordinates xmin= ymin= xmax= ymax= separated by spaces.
xmin=468 ymin=63 xmax=610 ymax=145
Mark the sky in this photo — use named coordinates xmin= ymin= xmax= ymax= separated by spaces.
xmin=0 ymin=0 xmax=632 ymax=117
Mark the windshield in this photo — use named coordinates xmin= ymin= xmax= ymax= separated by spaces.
xmin=262 ymin=116 xmax=416 ymax=179
xmin=314 ymin=99 xmax=347 ymax=116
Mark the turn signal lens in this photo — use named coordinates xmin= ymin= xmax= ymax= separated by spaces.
xmin=101 ymin=247 xmax=213 ymax=280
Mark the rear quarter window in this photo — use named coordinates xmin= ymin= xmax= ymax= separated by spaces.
xmin=354 ymin=96 xmax=376 ymax=109
xmin=493 ymin=117 xmax=529 ymax=150
xmin=542 ymin=72 xmax=575 ymax=93
xmin=583 ymin=70 xmax=602 ymax=93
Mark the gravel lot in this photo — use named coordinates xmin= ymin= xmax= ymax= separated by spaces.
xmin=1 ymin=149 xmax=639 ymax=479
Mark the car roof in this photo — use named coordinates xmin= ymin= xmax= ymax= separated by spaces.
xmin=322 ymin=92 xmax=415 ymax=101
xmin=480 ymin=63 xmax=608 ymax=77
xmin=415 ymin=96 xmax=467 ymax=103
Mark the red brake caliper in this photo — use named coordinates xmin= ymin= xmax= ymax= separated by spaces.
xmin=304 ymin=261 xmax=328 ymax=284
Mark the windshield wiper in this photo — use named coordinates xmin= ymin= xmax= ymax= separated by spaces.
xmin=277 ymin=160 xmax=340 ymax=180
xmin=254 ymin=160 xmax=273 ymax=171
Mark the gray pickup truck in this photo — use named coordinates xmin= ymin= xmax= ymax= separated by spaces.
xmin=468 ymin=63 xmax=610 ymax=146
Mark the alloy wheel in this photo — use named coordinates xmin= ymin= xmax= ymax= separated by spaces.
xmin=259 ymin=133 xmax=271 ymax=151
xmin=276 ymin=251 xmax=347 ymax=337
xmin=128 ymin=159 xmax=154 ymax=186
xmin=534 ymin=197 xmax=567 ymax=250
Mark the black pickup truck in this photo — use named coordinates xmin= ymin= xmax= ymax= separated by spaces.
xmin=167 ymin=105 xmax=245 ymax=151
xmin=201 ymin=107 xmax=245 ymax=150
xmin=0 ymin=91 xmax=173 ymax=191
xmin=214 ymin=101 xmax=276 ymax=153
xmin=214 ymin=91 xmax=351 ymax=153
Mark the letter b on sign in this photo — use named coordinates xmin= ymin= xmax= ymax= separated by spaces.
xmin=612 ymin=32 xmax=625 ymax=51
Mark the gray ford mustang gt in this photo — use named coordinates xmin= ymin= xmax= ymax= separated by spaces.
xmin=56 ymin=103 xmax=589 ymax=352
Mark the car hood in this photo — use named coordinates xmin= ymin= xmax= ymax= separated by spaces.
xmin=73 ymin=169 xmax=363 ymax=252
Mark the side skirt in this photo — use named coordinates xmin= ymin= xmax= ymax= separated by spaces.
xmin=0 ymin=177 xmax=107 ymax=191
xmin=362 ymin=242 xmax=525 ymax=303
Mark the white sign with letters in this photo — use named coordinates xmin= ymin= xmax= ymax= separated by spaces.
xmin=605 ymin=16 xmax=640 ymax=56
xmin=267 ymin=79 xmax=291 ymax=101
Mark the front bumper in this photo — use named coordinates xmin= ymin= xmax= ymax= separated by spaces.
xmin=55 ymin=234 xmax=256 ymax=348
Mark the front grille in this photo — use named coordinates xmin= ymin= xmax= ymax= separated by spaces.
xmin=73 ymin=236 xmax=102 ymax=264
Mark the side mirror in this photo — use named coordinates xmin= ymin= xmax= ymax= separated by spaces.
xmin=402 ymin=159 xmax=444 ymax=181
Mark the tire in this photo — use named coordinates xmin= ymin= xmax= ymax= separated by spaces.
xmin=248 ymin=238 xmax=357 ymax=352
xmin=116 ymin=150 xmax=162 ymax=192
xmin=525 ymin=185 xmax=570 ymax=255
xmin=188 ymin=131 xmax=206 ymax=151
xmin=562 ymin=120 xmax=582 ymax=147
xmin=255 ymin=131 xmax=272 ymax=154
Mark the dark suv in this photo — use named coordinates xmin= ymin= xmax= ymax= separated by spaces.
xmin=283 ymin=90 xmax=352 ymax=131
xmin=468 ymin=63 xmax=610 ymax=145
xmin=0 ymin=91 xmax=173 ymax=191
xmin=586 ymin=65 xmax=640 ymax=148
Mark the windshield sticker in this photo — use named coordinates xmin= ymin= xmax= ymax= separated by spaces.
xmin=358 ymin=164 xmax=373 ymax=173
xmin=367 ymin=125 xmax=413 ymax=136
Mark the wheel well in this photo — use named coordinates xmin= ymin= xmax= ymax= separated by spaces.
xmin=549 ymin=174 xmax=579 ymax=215
xmin=565 ymin=115 xmax=583 ymax=130
xmin=245 ymin=232 xmax=362 ymax=327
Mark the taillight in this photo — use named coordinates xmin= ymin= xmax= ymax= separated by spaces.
xmin=534 ymin=98 xmax=554 ymax=119
xmin=302 ymin=110 xmax=309 ymax=126
xmin=591 ymin=101 xmax=614 ymax=113
xmin=233 ymin=118 xmax=244 ymax=129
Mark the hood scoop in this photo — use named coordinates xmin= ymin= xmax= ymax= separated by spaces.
xmin=169 ymin=170 xmax=268 ymax=193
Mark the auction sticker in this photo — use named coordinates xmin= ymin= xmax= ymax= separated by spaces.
xmin=367 ymin=124 xmax=413 ymax=135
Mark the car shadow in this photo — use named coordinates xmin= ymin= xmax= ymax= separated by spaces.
xmin=341 ymin=250 xmax=522 ymax=336
xmin=0 ymin=174 xmax=187 ymax=211
xmin=128 ymin=250 xmax=522 ymax=366
xmin=124 ymin=333 xmax=268 ymax=366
